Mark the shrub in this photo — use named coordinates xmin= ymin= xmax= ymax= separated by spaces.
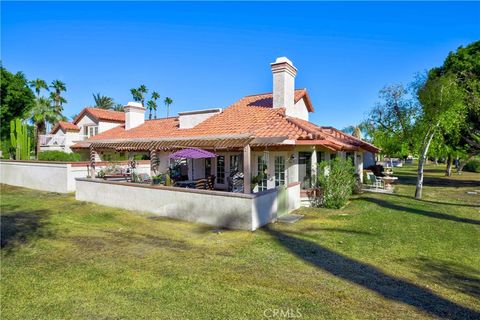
xmin=464 ymin=159 xmax=480 ymax=173
xmin=317 ymin=158 xmax=356 ymax=209
xmin=38 ymin=151 xmax=81 ymax=162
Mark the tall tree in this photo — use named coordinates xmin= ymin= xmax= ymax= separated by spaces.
xmin=146 ymin=100 xmax=156 ymax=120
xmin=29 ymin=97 xmax=59 ymax=158
xmin=138 ymin=85 xmax=148 ymax=107
xmin=366 ymin=84 xmax=420 ymax=157
xmin=50 ymin=80 xmax=67 ymax=115
xmin=29 ymin=78 xmax=48 ymax=98
xmin=0 ymin=66 xmax=36 ymax=144
xmin=164 ymin=97 xmax=173 ymax=117
xmin=113 ymin=103 xmax=124 ymax=112
xmin=430 ymin=41 xmax=480 ymax=163
xmin=92 ymin=93 xmax=115 ymax=109
xmin=130 ymin=88 xmax=142 ymax=103
xmin=342 ymin=123 xmax=369 ymax=139
xmin=414 ymin=74 xmax=465 ymax=199
xmin=151 ymin=91 xmax=160 ymax=119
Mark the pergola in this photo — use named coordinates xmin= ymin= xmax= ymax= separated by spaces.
xmin=88 ymin=134 xmax=291 ymax=194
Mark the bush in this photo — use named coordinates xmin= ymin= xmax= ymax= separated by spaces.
xmin=38 ymin=151 xmax=81 ymax=162
xmin=464 ymin=159 xmax=480 ymax=173
xmin=317 ymin=158 xmax=356 ymax=209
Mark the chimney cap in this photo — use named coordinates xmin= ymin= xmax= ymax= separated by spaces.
xmin=125 ymin=102 xmax=145 ymax=110
xmin=274 ymin=57 xmax=294 ymax=65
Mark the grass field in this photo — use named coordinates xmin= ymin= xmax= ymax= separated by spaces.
xmin=1 ymin=164 xmax=479 ymax=319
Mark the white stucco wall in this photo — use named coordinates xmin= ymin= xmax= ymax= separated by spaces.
xmin=76 ymin=179 xmax=282 ymax=230
xmin=288 ymin=97 xmax=309 ymax=121
xmin=0 ymin=161 xmax=151 ymax=193
xmin=178 ymin=109 xmax=221 ymax=129
xmin=287 ymin=183 xmax=301 ymax=212
xmin=98 ymin=121 xmax=122 ymax=133
xmin=0 ymin=161 xmax=76 ymax=193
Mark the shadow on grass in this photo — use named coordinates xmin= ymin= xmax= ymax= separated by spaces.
xmin=1 ymin=205 xmax=53 ymax=253
xmin=397 ymin=257 xmax=480 ymax=300
xmin=298 ymin=227 xmax=375 ymax=236
xmin=385 ymin=193 xmax=480 ymax=208
xmin=358 ymin=197 xmax=480 ymax=226
xmin=395 ymin=175 xmax=480 ymax=188
xmin=265 ymin=226 xmax=480 ymax=319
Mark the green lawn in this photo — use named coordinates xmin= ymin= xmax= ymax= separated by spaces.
xmin=1 ymin=164 xmax=479 ymax=319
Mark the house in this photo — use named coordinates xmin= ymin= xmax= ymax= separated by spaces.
xmin=72 ymin=57 xmax=379 ymax=230
xmin=39 ymin=108 xmax=125 ymax=153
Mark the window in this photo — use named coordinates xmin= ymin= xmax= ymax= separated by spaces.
xmin=87 ymin=126 xmax=99 ymax=137
xmin=216 ymin=156 xmax=225 ymax=184
xmin=330 ymin=153 xmax=337 ymax=160
xmin=257 ymin=155 xmax=268 ymax=191
xmin=205 ymin=158 xmax=212 ymax=177
xmin=230 ymin=155 xmax=240 ymax=174
xmin=274 ymin=156 xmax=285 ymax=187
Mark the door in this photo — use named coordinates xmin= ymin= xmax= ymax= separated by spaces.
xmin=298 ymin=152 xmax=312 ymax=189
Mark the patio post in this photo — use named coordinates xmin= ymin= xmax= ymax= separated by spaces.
xmin=89 ymin=146 xmax=97 ymax=178
xmin=243 ymin=144 xmax=251 ymax=194
xmin=150 ymin=149 xmax=158 ymax=177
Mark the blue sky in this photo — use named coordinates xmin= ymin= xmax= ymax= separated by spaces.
xmin=2 ymin=2 xmax=479 ymax=129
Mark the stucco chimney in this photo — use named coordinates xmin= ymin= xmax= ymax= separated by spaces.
xmin=124 ymin=102 xmax=145 ymax=130
xmin=271 ymin=57 xmax=297 ymax=110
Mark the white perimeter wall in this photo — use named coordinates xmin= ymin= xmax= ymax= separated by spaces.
xmin=0 ymin=161 xmax=150 ymax=193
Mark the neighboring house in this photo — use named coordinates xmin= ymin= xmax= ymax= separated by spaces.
xmin=40 ymin=108 xmax=125 ymax=153
xmin=72 ymin=57 xmax=378 ymax=195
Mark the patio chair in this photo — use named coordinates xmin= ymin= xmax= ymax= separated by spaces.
xmin=195 ymin=178 xmax=207 ymax=189
xmin=365 ymin=172 xmax=384 ymax=190
xmin=206 ymin=175 xmax=216 ymax=190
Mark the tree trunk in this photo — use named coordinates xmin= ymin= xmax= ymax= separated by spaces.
xmin=415 ymin=130 xmax=436 ymax=199
xmin=35 ymin=124 xmax=40 ymax=160
xmin=434 ymin=157 xmax=438 ymax=165
xmin=457 ymin=155 xmax=475 ymax=174
xmin=445 ymin=154 xmax=452 ymax=176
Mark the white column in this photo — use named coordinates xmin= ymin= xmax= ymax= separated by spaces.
xmin=355 ymin=151 xmax=364 ymax=183
xmin=311 ymin=148 xmax=317 ymax=188
xmin=243 ymin=145 xmax=251 ymax=194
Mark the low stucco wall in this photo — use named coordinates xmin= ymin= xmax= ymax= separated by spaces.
xmin=75 ymin=178 xmax=284 ymax=231
xmin=287 ymin=182 xmax=301 ymax=212
xmin=1 ymin=161 xmax=74 ymax=193
xmin=0 ymin=160 xmax=150 ymax=193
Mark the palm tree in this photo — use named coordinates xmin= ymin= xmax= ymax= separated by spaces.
xmin=113 ymin=103 xmax=124 ymax=112
xmin=151 ymin=91 xmax=160 ymax=119
xmin=146 ymin=100 xmax=156 ymax=120
xmin=130 ymin=88 xmax=142 ymax=103
xmin=29 ymin=97 xmax=58 ymax=158
xmin=92 ymin=93 xmax=115 ymax=109
xmin=50 ymin=80 xmax=67 ymax=115
xmin=29 ymin=78 xmax=49 ymax=98
xmin=342 ymin=123 xmax=369 ymax=139
xmin=164 ymin=97 xmax=173 ymax=117
xmin=137 ymin=85 xmax=148 ymax=107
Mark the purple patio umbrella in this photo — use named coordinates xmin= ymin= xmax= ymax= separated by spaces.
xmin=169 ymin=148 xmax=218 ymax=179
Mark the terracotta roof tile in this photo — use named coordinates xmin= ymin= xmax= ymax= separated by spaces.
xmin=51 ymin=121 xmax=79 ymax=134
xmin=73 ymin=108 xmax=125 ymax=124
xmin=74 ymin=89 xmax=377 ymax=153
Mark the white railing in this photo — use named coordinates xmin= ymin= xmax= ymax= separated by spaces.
xmin=38 ymin=135 xmax=66 ymax=146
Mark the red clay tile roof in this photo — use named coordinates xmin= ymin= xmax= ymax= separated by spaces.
xmin=73 ymin=108 xmax=125 ymax=124
xmin=71 ymin=89 xmax=377 ymax=153
xmin=51 ymin=121 xmax=80 ymax=134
